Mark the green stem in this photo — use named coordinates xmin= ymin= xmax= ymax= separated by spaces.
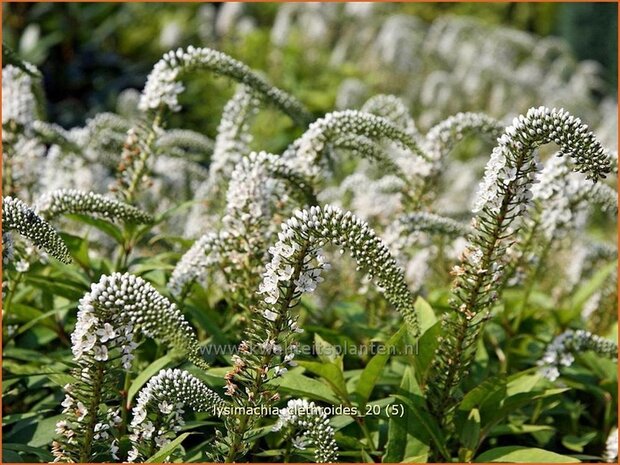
xmin=3 ymin=270 xmax=23 ymax=321
xmin=125 ymin=112 xmax=162 ymax=204
xmin=225 ymin=244 xmax=310 ymax=463
xmin=79 ymin=363 xmax=105 ymax=462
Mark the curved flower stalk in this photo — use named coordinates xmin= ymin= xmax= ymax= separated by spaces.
xmin=221 ymin=205 xmax=418 ymax=461
xmin=537 ymin=329 xmax=617 ymax=382
xmin=172 ymin=152 xmax=315 ymax=301
xmin=112 ymin=117 xmax=164 ymax=203
xmin=128 ymin=369 xmax=226 ymax=462
xmin=331 ymin=134 xmax=406 ymax=179
xmin=426 ymin=107 xmax=611 ymax=422
xmin=209 ymin=86 xmax=259 ymax=184
xmin=501 ymin=154 xmax=617 ymax=292
xmin=391 ymin=211 xmax=471 ymax=240
xmin=155 ymin=128 xmax=214 ymax=161
xmin=384 ymin=211 xmax=470 ymax=262
xmin=282 ymin=110 xmax=427 ymax=180
xmin=138 ymin=46 xmax=310 ymax=125
xmin=82 ymin=113 xmax=133 ymax=168
xmin=222 ymin=151 xmax=317 ymax=297
xmin=2 ymin=196 xmax=71 ymax=263
xmin=330 ymin=172 xmax=406 ymax=222
xmin=273 ymin=399 xmax=338 ymax=463
xmin=32 ymin=114 xmax=131 ymax=171
xmin=531 ymin=155 xmax=617 ymax=241
xmin=414 ymin=112 xmax=504 ymax=205
xmin=384 ymin=213 xmax=470 ymax=294
xmin=36 ymin=189 xmax=153 ymax=224
xmin=184 ymin=86 xmax=258 ymax=237
xmin=168 ymin=232 xmax=230 ymax=299
xmin=361 ymin=94 xmax=419 ymax=139
xmin=53 ymin=273 xmax=209 ymax=462
xmin=223 ymin=151 xmax=316 ymax=232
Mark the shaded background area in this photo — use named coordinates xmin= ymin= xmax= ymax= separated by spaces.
xmin=2 ymin=2 xmax=617 ymax=130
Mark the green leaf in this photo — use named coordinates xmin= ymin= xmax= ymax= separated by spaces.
xmin=268 ymin=372 xmax=340 ymax=404
xmin=384 ymin=367 xmax=429 ymax=463
xmin=10 ymin=304 xmax=56 ymax=330
xmin=3 ymin=443 xmax=54 ymax=462
xmin=3 ymin=414 xmax=64 ymax=447
xmin=561 ymin=432 xmax=597 ymax=453
xmin=127 ymin=354 xmax=176 ymax=406
xmin=145 ymin=433 xmax=190 ymax=463
xmin=393 ymin=393 xmax=450 ymax=461
xmin=412 ymin=321 xmax=442 ymax=388
xmin=314 ymin=333 xmax=341 ymax=365
xmin=570 ymin=261 xmax=616 ymax=311
xmin=414 ymin=297 xmax=437 ymax=335
xmin=297 ymin=360 xmax=348 ymax=402
xmin=355 ymin=326 xmax=407 ymax=410
xmin=488 ymin=424 xmax=555 ymax=437
xmin=475 ymin=446 xmax=580 ymax=463
xmin=458 ymin=408 xmax=481 ymax=459
xmin=65 ymin=213 xmax=124 ymax=243
xmin=2 ymin=449 xmax=22 ymax=462
xmin=24 ymin=275 xmax=86 ymax=300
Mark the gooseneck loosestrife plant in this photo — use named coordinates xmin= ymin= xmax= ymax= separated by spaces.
xmin=426 ymin=107 xmax=612 ymax=428
xmin=3 ymin=35 xmax=617 ymax=464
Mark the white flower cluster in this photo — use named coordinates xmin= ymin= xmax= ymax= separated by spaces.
xmin=473 ymin=106 xmax=610 ymax=214
xmin=55 ymin=273 xmax=210 ymax=461
xmin=155 ymin=128 xmax=214 ymax=160
xmin=282 ymin=110 xmax=425 ymax=179
xmin=425 ymin=112 xmax=499 ymax=157
xmin=128 ymin=369 xmax=225 ymax=461
xmin=138 ymin=46 xmax=309 ymax=124
xmin=184 ymin=86 xmax=258 ymax=237
xmin=71 ymin=272 xmax=207 ymax=370
xmin=36 ymin=189 xmax=153 ymax=223
xmin=224 ymin=152 xmax=284 ymax=235
xmin=537 ymin=329 xmax=617 ymax=382
xmin=531 ymin=154 xmax=617 ymax=240
xmin=332 ymin=172 xmax=405 ymax=222
xmin=392 ymin=211 xmax=471 ymax=241
xmin=257 ymin=205 xmax=419 ymax=333
xmin=224 ymin=151 xmax=314 ymax=236
xmin=2 ymin=196 xmax=71 ymax=263
xmin=273 ymin=399 xmax=338 ymax=463
xmin=177 ymin=152 xmax=315 ymax=301
xmin=2 ymin=65 xmax=38 ymax=126
xmin=361 ymin=94 xmax=419 ymax=139
xmin=168 ymin=232 xmax=228 ymax=298
xmin=604 ymin=428 xmax=618 ymax=463
xmin=209 ymin=86 xmax=258 ymax=183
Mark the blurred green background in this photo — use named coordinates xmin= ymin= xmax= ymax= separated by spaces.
xmin=3 ymin=2 xmax=617 ymax=132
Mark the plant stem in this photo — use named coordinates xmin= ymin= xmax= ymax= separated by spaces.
xmin=79 ymin=363 xmax=105 ymax=462
xmin=225 ymin=243 xmax=311 ymax=462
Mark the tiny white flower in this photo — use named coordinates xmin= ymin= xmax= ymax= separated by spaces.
xmin=159 ymin=401 xmax=174 ymax=414
xmin=262 ymin=309 xmax=279 ymax=321
xmin=95 ymin=323 xmax=117 ymax=342
xmin=93 ymin=345 xmax=109 ymax=361
xmin=76 ymin=402 xmax=88 ymax=422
